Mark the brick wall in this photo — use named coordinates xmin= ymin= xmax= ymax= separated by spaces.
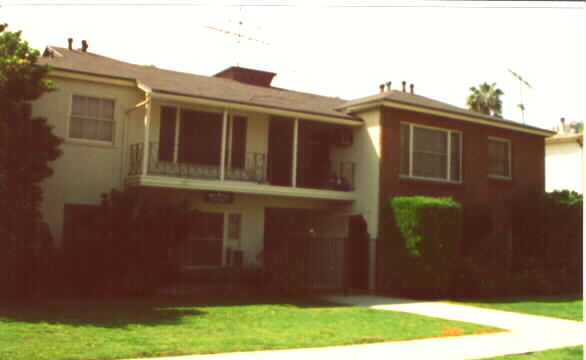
xmin=376 ymin=107 xmax=546 ymax=287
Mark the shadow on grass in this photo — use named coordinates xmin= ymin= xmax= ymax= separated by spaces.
xmin=0 ymin=294 xmax=350 ymax=328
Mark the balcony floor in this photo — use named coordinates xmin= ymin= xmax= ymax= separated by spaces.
xmin=126 ymin=175 xmax=356 ymax=201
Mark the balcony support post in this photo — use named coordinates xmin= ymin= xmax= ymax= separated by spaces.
xmin=141 ymin=98 xmax=152 ymax=176
xmin=220 ymin=109 xmax=228 ymax=181
xmin=292 ymin=118 xmax=299 ymax=188
xmin=173 ymin=107 xmax=181 ymax=163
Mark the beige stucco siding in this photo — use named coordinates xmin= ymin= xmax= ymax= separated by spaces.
xmin=330 ymin=109 xmax=381 ymax=238
xmin=139 ymin=187 xmax=346 ymax=267
xmin=32 ymin=76 xmax=143 ymax=246
xmin=546 ymin=141 xmax=584 ymax=193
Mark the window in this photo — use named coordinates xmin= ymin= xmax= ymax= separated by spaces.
xmin=70 ymin=95 xmax=114 ymax=142
xmin=179 ymin=212 xmax=224 ymax=267
xmin=488 ymin=138 xmax=511 ymax=178
xmin=400 ymin=123 xmax=461 ymax=182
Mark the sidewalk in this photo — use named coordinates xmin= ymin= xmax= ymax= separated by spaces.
xmin=128 ymin=295 xmax=584 ymax=360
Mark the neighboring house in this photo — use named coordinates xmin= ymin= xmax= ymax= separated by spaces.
xmin=33 ymin=41 xmax=554 ymax=292
xmin=546 ymin=118 xmax=584 ymax=194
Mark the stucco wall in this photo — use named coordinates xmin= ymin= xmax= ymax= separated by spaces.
xmin=32 ymin=76 xmax=143 ymax=246
xmin=330 ymin=110 xmax=381 ymax=290
xmin=330 ymin=109 xmax=381 ymax=238
xmin=546 ymin=141 xmax=584 ymax=193
xmin=138 ymin=187 xmax=347 ymax=268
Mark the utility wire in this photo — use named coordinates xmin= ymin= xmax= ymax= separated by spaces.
xmin=0 ymin=2 xmax=583 ymax=9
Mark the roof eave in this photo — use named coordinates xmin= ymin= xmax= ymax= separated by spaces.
xmin=149 ymin=89 xmax=363 ymax=126
xmin=341 ymin=98 xmax=555 ymax=137
xmin=47 ymin=67 xmax=362 ymax=125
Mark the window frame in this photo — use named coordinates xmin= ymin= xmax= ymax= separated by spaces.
xmin=400 ymin=122 xmax=463 ymax=184
xmin=68 ymin=94 xmax=116 ymax=145
xmin=487 ymin=136 xmax=512 ymax=180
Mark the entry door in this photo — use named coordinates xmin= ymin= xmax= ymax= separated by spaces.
xmin=346 ymin=215 xmax=369 ymax=290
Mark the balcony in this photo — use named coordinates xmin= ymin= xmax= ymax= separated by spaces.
xmin=127 ymin=142 xmax=356 ymax=201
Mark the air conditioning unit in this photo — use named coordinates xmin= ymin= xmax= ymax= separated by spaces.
xmin=333 ymin=127 xmax=353 ymax=147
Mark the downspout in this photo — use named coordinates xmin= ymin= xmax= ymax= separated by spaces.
xmin=127 ymin=82 xmax=153 ymax=178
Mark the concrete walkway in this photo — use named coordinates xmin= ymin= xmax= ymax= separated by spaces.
xmin=129 ymin=295 xmax=584 ymax=360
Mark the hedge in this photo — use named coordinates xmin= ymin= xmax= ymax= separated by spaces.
xmin=382 ymin=196 xmax=463 ymax=298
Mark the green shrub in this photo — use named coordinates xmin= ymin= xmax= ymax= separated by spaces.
xmin=382 ymin=196 xmax=463 ymax=298
xmin=511 ymin=190 xmax=582 ymax=295
xmin=61 ymin=188 xmax=200 ymax=298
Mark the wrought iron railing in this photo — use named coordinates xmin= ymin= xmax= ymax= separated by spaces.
xmin=324 ymin=161 xmax=355 ymax=191
xmin=128 ymin=142 xmax=267 ymax=183
xmin=128 ymin=142 xmax=355 ymax=191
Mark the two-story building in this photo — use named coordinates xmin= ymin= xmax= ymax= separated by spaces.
xmin=33 ymin=41 xmax=554 ymax=292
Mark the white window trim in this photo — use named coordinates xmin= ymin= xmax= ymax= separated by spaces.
xmin=400 ymin=122 xmax=463 ymax=184
xmin=488 ymin=136 xmax=512 ymax=180
xmin=68 ymin=94 xmax=116 ymax=145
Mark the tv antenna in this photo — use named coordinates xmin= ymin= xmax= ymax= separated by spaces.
xmin=203 ymin=7 xmax=270 ymax=66
xmin=508 ymin=69 xmax=533 ymax=124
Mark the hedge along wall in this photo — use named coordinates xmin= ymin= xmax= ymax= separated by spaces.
xmin=381 ymin=196 xmax=463 ymax=298
xmin=510 ymin=190 xmax=582 ymax=294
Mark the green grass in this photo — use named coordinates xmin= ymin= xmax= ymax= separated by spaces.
xmin=478 ymin=346 xmax=583 ymax=360
xmin=453 ymin=295 xmax=583 ymax=321
xmin=0 ymin=295 xmax=496 ymax=360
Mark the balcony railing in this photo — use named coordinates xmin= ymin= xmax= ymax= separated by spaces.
xmin=129 ymin=142 xmax=268 ymax=183
xmin=128 ymin=142 xmax=355 ymax=191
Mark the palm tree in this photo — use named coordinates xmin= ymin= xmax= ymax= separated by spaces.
xmin=466 ymin=82 xmax=504 ymax=118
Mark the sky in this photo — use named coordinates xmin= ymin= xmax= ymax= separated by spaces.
xmin=1 ymin=0 xmax=584 ymax=130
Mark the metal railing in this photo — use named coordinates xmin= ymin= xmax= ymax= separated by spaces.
xmin=128 ymin=142 xmax=267 ymax=183
xmin=128 ymin=142 xmax=355 ymax=191
xmin=324 ymin=161 xmax=355 ymax=191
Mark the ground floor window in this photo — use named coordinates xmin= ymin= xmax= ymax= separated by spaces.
xmin=178 ymin=211 xmax=243 ymax=267
xmin=179 ymin=212 xmax=224 ymax=267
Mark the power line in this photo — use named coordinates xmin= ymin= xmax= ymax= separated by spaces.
xmin=0 ymin=3 xmax=583 ymax=9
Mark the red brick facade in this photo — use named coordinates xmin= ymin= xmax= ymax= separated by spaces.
xmin=378 ymin=106 xmax=546 ymax=245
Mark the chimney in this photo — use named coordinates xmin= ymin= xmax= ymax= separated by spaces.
xmin=68 ymin=38 xmax=73 ymax=50
xmin=410 ymin=84 xmax=414 ymax=94
xmin=560 ymin=117 xmax=567 ymax=134
xmin=401 ymin=81 xmax=406 ymax=92
xmin=386 ymin=81 xmax=392 ymax=92
xmin=81 ymin=40 xmax=88 ymax=52
xmin=379 ymin=84 xmax=385 ymax=93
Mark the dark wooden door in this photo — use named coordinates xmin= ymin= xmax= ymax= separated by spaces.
xmin=346 ymin=215 xmax=369 ymax=290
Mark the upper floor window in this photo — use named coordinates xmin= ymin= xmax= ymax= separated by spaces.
xmin=488 ymin=137 xmax=511 ymax=179
xmin=400 ymin=123 xmax=461 ymax=183
xmin=70 ymin=95 xmax=114 ymax=142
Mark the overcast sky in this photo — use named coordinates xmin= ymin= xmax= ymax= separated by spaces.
xmin=1 ymin=1 xmax=584 ymax=130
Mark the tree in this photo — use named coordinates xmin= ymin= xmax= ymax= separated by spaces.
xmin=466 ymin=82 xmax=504 ymax=118
xmin=0 ymin=24 xmax=62 ymax=298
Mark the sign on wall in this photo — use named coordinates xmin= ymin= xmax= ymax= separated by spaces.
xmin=205 ymin=191 xmax=235 ymax=204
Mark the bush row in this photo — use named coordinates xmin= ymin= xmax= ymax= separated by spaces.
xmin=378 ymin=191 xmax=582 ymax=299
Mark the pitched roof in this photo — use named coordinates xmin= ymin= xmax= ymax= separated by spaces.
xmin=39 ymin=46 xmax=358 ymax=122
xmin=39 ymin=46 xmax=554 ymax=135
xmin=339 ymin=90 xmax=554 ymax=135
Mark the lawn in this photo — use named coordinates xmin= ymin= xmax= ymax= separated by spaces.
xmin=0 ymin=295 xmax=496 ymax=360
xmin=454 ymin=295 xmax=583 ymax=321
xmin=478 ymin=346 xmax=583 ymax=360
xmin=457 ymin=295 xmax=583 ymax=360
